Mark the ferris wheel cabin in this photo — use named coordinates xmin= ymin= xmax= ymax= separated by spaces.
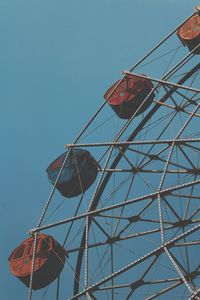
xmin=177 ymin=12 xmax=200 ymax=54
xmin=46 ymin=149 xmax=99 ymax=197
xmin=9 ymin=234 xmax=67 ymax=290
xmin=104 ymin=75 xmax=155 ymax=119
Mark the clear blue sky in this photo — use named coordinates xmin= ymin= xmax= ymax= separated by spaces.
xmin=1 ymin=1 xmax=200 ymax=299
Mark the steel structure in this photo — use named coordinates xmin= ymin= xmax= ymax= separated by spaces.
xmin=28 ymin=7 xmax=200 ymax=300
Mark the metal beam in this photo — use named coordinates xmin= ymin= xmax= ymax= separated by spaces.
xmin=122 ymin=71 xmax=200 ymax=94
xmin=29 ymin=179 xmax=200 ymax=234
xmin=66 ymin=138 xmax=200 ymax=149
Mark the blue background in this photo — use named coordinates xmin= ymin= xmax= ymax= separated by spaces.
xmin=1 ymin=0 xmax=199 ymax=299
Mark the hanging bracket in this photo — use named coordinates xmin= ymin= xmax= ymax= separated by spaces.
xmin=195 ymin=6 xmax=200 ymax=13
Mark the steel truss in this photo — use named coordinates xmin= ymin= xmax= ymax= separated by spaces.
xmin=28 ymin=7 xmax=200 ymax=300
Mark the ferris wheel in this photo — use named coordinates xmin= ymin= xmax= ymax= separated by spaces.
xmin=9 ymin=6 xmax=200 ymax=300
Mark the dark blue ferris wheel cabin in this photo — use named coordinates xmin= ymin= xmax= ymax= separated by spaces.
xmin=46 ymin=149 xmax=99 ymax=198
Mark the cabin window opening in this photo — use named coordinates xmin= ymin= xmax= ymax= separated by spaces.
xmin=194 ymin=15 xmax=198 ymax=25
xmin=40 ymin=238 xmax=50 ymax=252
xmin=26 ymin=243 xmax=32 ymax=256
xmin=194 ymin=16 xmax=199 ymax=29
xmin=13 ymin=245 xmax=25 ymax=259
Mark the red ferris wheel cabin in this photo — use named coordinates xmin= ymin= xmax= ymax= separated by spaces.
xmin=104 ymin=75 xmax=154 ymax=119
xmin=9 ymin=234 xmax=67 ymax=290
xmin=177 ymin=13 xmax=200 ymax=54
